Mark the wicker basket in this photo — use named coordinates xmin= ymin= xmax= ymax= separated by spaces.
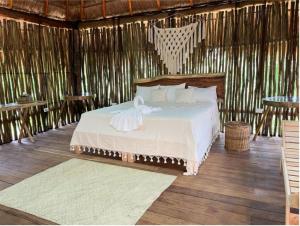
xmin=17 ymin=94 xmax=33 ymax=104
xmin=225 ymin=121 xmax=251 ymax=151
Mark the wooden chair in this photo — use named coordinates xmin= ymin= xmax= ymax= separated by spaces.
xmin=281 ymin=120 xmax=299 ymax=225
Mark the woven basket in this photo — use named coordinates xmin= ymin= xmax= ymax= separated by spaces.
xmin=17 ymin=95 xmax=33 ymax=104
xmin=225 ymin=121 xmax=251 ymax=151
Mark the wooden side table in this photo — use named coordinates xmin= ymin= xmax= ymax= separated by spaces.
xmin=55 ymin=94 xmax=95 ymax=127
xmin=0 ymin=101 xmax=48 ymax=143
xmin=253 ymin=96 xmax=299 ymax=141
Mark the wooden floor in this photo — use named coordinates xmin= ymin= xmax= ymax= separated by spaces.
xmin=0 ymin=124 xmax=285 ymax=225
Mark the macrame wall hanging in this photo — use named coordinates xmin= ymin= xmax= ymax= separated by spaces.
xmin=148 ymin=20 xmax=206 ymax=74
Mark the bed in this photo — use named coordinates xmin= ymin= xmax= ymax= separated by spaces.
xmin=70 ymin=73 xmax=225 ymax=175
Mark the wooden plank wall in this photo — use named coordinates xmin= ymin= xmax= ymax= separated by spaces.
xmin=80 ymin=1 xmax=299 ymax=136
xmin=0 ymin=19 xmax=76 ymax=144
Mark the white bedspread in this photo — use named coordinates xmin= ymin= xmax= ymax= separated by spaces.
xmin=70 ymin=101 xmax=220 ymax=175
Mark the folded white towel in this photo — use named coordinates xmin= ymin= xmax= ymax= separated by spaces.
xmin=110 ymin=96 xmax=162 ymax=132
xmin=134 ymin=95 xmax=162 ymax=114
xmin=134 ymin=95 xmax=144 ymax=108
xmin=110 ymin=108 xmax=143 ymax=132
xmin=136 ymin=105 xmax=162 ymax=115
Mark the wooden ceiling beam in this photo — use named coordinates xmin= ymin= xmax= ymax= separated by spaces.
xmin=65 ymin=0 xmax=69 ymax=20
xmin=7 ymin=0 xmax=13 ymax=8
xmin=128 ymin=0 xmax=132 ymax=15
xmin=0 ymin=7 xmax=77 ymax=29
xmin=80 ymin=0 xmax=84 ymax=20
xmin=156 ymin=0 xmax=161 ymax=10
xmin=79 ymin=0 xmax=250 ymax=28
xmin=102 ymin=0 xmax=106 ymax=18
xmin=44 ymin=0 xmax=49 ymax=16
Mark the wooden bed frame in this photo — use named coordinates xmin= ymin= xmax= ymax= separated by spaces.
xmin=118 ymin=73 xmax=225 ymax=162
xmin=133 ymin=73 xmax=226 ymax=100
xmin=75 ymin=73 xmax=226 ymax=165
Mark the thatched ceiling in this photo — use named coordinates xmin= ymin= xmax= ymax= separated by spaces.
xmin=0 ymin=0 xmax=236 ymax=21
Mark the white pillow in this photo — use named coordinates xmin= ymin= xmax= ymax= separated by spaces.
xmin=189 ymin=86 xmax=217 ymax=103
xmin=136 ymin=85 xmax=159 ymax=102
xmin=175 ymin=88 xmax=195 ymax=104
xmin=151 ymin=88 xmax=167 ymax=102
xmin=160 ymin=83 xmax=186 ymax=102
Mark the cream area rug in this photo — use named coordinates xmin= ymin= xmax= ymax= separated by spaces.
xmin=0 ymin=158 xmax=176 ymax=225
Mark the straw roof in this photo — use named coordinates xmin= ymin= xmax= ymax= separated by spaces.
xmin=0 ymin=0 xmax=237 ymax=21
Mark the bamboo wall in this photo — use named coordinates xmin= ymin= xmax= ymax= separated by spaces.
xmin=0 ymin=19 xmax=76 ymax=144
xmin=80 ymin=1 xmax=298 ymax=136
xmin=0 ymin=0 xmax=298 ymax=144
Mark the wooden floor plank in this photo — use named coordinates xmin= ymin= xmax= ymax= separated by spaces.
xmin=0 ymin=124 xmax=286 ymax=225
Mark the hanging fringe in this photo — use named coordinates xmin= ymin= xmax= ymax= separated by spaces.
xmin=201 ymin=19 xmax=206 ymax=40
xmin=148 ymin=22 xmax=206 ymax=74
xmin=69 ymin=128 xmax=218 ymax=175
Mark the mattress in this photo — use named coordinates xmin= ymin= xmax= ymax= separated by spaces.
xmin=70 ymin=101 xmax=220 ymax=175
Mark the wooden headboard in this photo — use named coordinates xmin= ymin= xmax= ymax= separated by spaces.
xmin=133 ymin=73 xmax=226 ymax=100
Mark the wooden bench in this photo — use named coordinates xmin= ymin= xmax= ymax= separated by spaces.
xmin=281 ymin=120 xmax=299 ymax=225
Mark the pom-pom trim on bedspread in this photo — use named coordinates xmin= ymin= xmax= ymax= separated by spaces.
xmin=70 ymin=131 xmax=219 ymax=176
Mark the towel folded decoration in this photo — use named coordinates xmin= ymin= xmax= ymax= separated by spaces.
xmin=110 ymin=96 xmax=161 ymax=132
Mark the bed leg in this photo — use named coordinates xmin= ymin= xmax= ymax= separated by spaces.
xmin=74 ymin=146 xmax=83 ymax=154
xmin=127 ymin=153 xmax=135 ymax=163
xmin=121 ymin=153 xmax=135 ymax=162
xmin=122 ymin=153 xmax=128 ymax=162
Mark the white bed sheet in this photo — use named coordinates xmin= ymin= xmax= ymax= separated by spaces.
xmin=70 ymin=101 xmax=220 ymax=175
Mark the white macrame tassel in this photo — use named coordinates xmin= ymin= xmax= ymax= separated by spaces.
xmin=190 ymin=34 xmax=193 ymax=54
xmin=148 ymin=25 xmax=153 ymax=43
xmin=194 ymin=29 xmax=197 ymax=47
xmin=157 ymin=157 xmax=160 ymax=163
xmin=184 ymin=161 xmax=187 ymax=167
xmin=202 ymin=20 xmax=206 ymax=40
xmin=198 ymin=22 xmax=202 ymax=42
